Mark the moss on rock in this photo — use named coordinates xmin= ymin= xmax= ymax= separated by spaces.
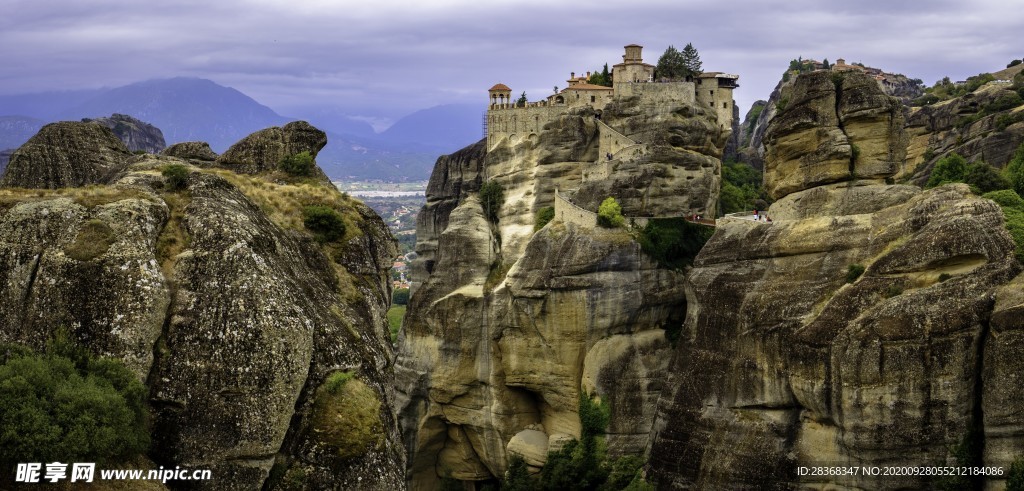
xmin=308 ymin=374 xmax=384 ymax=461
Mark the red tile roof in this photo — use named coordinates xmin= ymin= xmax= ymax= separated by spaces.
xmin=488 ymin=83 xmax=511 ymax=92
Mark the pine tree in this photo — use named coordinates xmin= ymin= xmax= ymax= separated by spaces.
xmin=516 ymin=91 xmax=527 ymax=106
xmin=656 ymin=45 xmax=686 ymax=80
xmin=681 ymin=43 xmax=702 ymax=77
xmin=822 ymin=58 xmax=831 ymax=70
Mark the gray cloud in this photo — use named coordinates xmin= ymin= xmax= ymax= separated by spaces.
xmin=0 ymin=0 xmax=1020 ymax=125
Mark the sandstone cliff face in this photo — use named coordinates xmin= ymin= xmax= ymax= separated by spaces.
xmin=573 ymin=95 xmax=724 ymax=218
xmin=0 ymin=121 xmax=130 ymax=188
xmin=648 ymin=70 xmax=1024 ymax=490
xmin=0 ymin=123 xmax=404 ymax=489
xmin=904 ymin=82 xmax=1024 ymax=183
xmin=762 ymin=70 xmax=906 ymax=200
xmin=90 ymin=113 xmax=167 ymax=154
xmin=742 ymin=69 xmax=1024 ymax=185
xmin=395 ymin=86 xmax=727 ymax=488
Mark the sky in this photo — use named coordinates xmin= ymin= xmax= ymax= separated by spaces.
xmin=0 ymin=0 xmax=1021 ymax=130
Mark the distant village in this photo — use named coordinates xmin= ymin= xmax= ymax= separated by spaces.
xmin=791 ymin=57 xmax=919 ymax=92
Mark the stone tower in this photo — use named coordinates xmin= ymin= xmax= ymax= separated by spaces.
xmin=612 ymin=44 xmax=655 ymax=86
xmin=488 ymin=83 xmax=512 ymax=108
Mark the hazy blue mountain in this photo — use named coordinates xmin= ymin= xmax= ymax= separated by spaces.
xmin=0 ymin=115 xmax=45 ymax=150
xmin=380 ymin=103 xmax=484 ymax=152
xmin=0 ymin=78 xmax=480 ymax=181
xmin=0 ymin=90 xmax=105 ymax=120
xmin=58 ymin=78 xmax=288 ymax=152
xmin=0 ymin=148 xmax=13 ymax=173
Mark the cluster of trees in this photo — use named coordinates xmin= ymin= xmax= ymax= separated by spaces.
xmin=927 ymin=144 xmax=1024 ymax=263
xmin=655 ymin=43 xmax=702 ymax=81
xmin=781 ymin=56 xmax=831 ymax=82
xmin=587 ymin=64 xmax=613 ymax=87
xmin=583 ymin=44 xmax=702 ymax=86
xmin=636 ymin=217 xmax=715 ymax=270
xmin=0 ymin=332 xmax=150 ymax=471
xmin=913 ymin=70 xmax=1024 ymax=106
xmin=719 ymin=160 xmax=769 ymax=214
xmin=501 ymin=392 xmax=653 ymax=490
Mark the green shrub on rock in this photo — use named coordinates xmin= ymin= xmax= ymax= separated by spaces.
xmin=161 ymin=164 xmax=189 ymax=191
xmin=279 ymin=151 xmax=315 ymax=177
xmin=846 ymin=264 xmax=865 ymax=283
xmin=1007 ymin=457 xmax=1024 ymax=491
xmin=983 ymin=189 xmax=1024 ymax=264
xmin=926 ymin=153 xmax=968 ymax=188
xmin=597 ymin=197 xmax=625 ymax=228
xmin=535 ymin=206 xmax=555 ymax=230
xmin=479 ymin=181 xmax=505 ymax=223
xmin=302 ymin=205 xmax=346 ymax=242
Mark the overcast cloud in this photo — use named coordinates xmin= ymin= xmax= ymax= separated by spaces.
xmin=1 ymin=0 xmax=1021 ymax=128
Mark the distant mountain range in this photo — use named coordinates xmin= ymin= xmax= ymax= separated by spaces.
xmin=0 ymin=78 xmax=483 ymax=181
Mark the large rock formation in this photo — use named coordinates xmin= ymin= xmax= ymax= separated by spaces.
xmin=0 ymin=121 xmax=130 ymax=188
xmin=904 ymin=81 xmax=1024 ymax=183
xmin=89 ymin=113 xmax=167 ymax=154
xmin=0 ymin=123 xmax=404 ymax=489
xmin=573 ymin=97 xmax=725 ymax=218
xmin=217 ymin=120 xmax=328 ymax=175
xmin=742 ymin=66 xmax=1024 ymax=185
xmin=762 ymin=70 xmax=906 ymax=200
xmin=396 ymin=81 xmax=727 ymax=489
xmin=162 ymin=141 xmax=218 ymax=161
xmin=647 ymin=70 xmax=1024 ymax=490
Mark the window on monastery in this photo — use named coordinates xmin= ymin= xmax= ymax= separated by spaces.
xmin=723 ymin=102 xmax=728 ymax=108
xmin=710 ymin=90 xmax=714 ymax=96
xmin=697 ymin=79 xmax=702 ymax=85
xmin=591 ymin=96 xmax=596 ymax=103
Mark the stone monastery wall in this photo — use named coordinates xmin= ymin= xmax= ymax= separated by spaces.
xmin=486 ymin=105 xmax=564 ymax=149
xmin=614 ymin=81 xmax=696 ymax=104
xmin=553 ymin=189 xmax=652 ymax=229
xmin=598 ymin=121 xmax=637 ymax=157
xmin=554 ymin=189 xmax=598 ymax=228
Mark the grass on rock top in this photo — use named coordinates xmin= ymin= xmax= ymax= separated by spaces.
xmin=206 ymin=169 xmax=363 ymax=243
xmin=0 ymin=186 xmax=153 ymax=211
